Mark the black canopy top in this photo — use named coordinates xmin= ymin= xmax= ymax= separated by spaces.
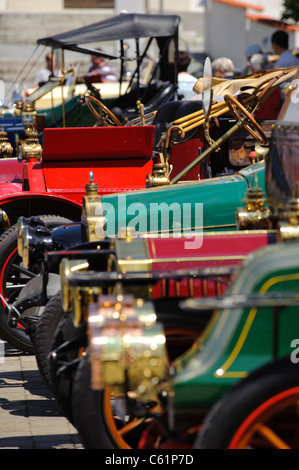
xmin=37 ymin=13 xmax=180 ymax=52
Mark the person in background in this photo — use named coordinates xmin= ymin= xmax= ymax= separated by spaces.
xmin=242 ymin=44 xmax=263 ymax=75
xmin=271 ymin=30 xmax=299 ymax=99
xmin=250 ymin=53 xmax=282 ymax=119
xmin=177 ymin=50 xmax=198 ymax=99
xmin=250 ymin=53 xmax=270 ymax=73
xmin=271 ymin=30 xmax=299 ymax=69
xmin=212 ymin=57 xmax=235 ymax=79
xmin=34 ymin=51 xmax=56 ymax=87
xmin=85 ymin=50 xmax=117 ymax=83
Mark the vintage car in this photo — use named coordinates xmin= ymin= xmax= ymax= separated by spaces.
xmin=195 ymin=355 xmax=299 ymax=449
xmin=40 ymin=69 xmax=299 ymax=449
xmin=1 ymin=60 xmax=298 ymax=358
xmin=0 ymin=61 xmax=295 ymax=239
xmin=0 ymin=67 xmax=292 ymax=449
xmin=59 ymin=241 xmax=299 ymax=449
xmin=2 ymin=13 xmax=180 ymax=129
xmin=1 ymin=58 xmax=287 ymax=352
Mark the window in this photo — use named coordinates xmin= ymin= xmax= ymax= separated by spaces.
xmin=64 ymin=1 xmax=114 ymax=8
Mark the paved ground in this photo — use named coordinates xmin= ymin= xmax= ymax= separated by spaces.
xmin=0 ymin=340 xmax=83 ymax=449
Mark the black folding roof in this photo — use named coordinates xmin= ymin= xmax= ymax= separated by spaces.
xmin=37 ymin=13 xmax=180 ymax=53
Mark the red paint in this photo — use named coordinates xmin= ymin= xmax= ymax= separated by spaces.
xmin=42 ymin=126 xmax=155 ymax=161
xmin=0 ymin=246 xmax=18 ymax=306
xmin=168 ymin=127 xmax=207 ymax=182
xmin=0 ymin=126 xmax=155 ymax=209
xmin=148 ymin=232 xmax=270 ymax=299
xmin=229 ymin=386 xmax=299 ymax=448
xmin=147 ymin=232 xmax=270 ymax=270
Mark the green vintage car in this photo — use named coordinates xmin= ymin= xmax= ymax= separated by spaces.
xmin=65 ymin=239 xmax=299 ymax=449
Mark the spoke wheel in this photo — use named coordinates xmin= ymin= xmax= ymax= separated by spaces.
xmin=0 ymin=215 xmax=74 ymax=353
xmin=229 ymin=387 xmax=299 ymax=449
xmin=85 ymin=95 xmax=122 ymax=127
xmin=196 ymin=357 xmax=299 ymax=449
xmin=0 ymin=228 xmax=42 ymax=352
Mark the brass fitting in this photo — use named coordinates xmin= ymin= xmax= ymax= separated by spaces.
xmin=22 ymin=102 xmax=37 ymax=130
xmin=88 ymin=294 xmax=169 ymax=402
xmin=16 ymin=126 xmax=42 ymax=162
xmin=277 ymin=198 xmax=299 ymax=242
xmin=81 ymin=171 xmax=105 ymax=241
xmin=146 ymin=153 xmax=170 ymax=188
xmin=146 ymin=162 xmax=170 ymax=187
xmin=0 ymin=209 xmax=10 ymax=234
xmin=236 ymin=185 xmax=271 ymax=230
xmin=0 ymin=130 xmax=13 ymax=158
xmin=14 ymin=101 xmax=23 ymax=117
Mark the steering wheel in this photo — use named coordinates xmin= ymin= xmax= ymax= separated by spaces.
xmin=82 ymin=76 xmax=103 ymax=102
xmin=224 ymin=94 xmax=267 ymax=145
xmin=85 ymin=95 xmax=122 ymax=127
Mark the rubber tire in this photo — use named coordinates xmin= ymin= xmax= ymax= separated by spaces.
xmin=49 ymin=309 xmax=87 ymax=424
xmin=33 ymin=293 xmax=65 ymax=391
xmin=0 ymin=215 xmax=74 ymax=353
xmin=195 ymin=357 xmax=299 ymax=449
xmin=71 ymin=310 xmax=209 ymax=449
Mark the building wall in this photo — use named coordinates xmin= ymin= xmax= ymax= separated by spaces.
xmin=205 ymin=0 xmax=298 ymax=70
xmin=0 ymin=0 xmax=297 ymax=90
xmin=0 ymin=0 xmax=64 ymax=10
xmin=238 ymin=0 xmax=284 ymax=19
xmin=0 ymin=0 xmax=206 ymax=11
xmin=206 ymin=1 xmax=247 ymax=69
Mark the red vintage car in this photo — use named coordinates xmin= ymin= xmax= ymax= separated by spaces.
xmin=0 ymin=125 xmax=156 ymax=230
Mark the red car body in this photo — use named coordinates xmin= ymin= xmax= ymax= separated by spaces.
xmin=0 ymin=126 xmax=155 ymax=228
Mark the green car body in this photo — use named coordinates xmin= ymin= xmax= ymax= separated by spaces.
xmin=171 ymin=240 xmax=299 ymax=415
xmin=101 ymin=160 xmax=266 ymax=235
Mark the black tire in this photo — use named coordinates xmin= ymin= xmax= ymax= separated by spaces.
xmin=0 ymin=215 xmax=74 ymax=353
xmin=34 ymin=293 xmax=65 ymax=391
xmin=72 ymin=309 xmax=210 ymax=449
xmin=72 ymin=354 xmax=112 ymax=449
xmin=49 ymin=309 xmax=87 ymax=424
xmin=195 ymin=357 xmax=299 ymax=449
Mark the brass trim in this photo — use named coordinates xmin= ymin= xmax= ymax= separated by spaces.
xmin=0 ymin=130 xmax=13 ymax=158
xmin=214 ymin=272 xmax=299 ymax=378
xmin=123 ymin=224 xmax=237 ymax=238
xmin=115 ymin=237 xmax=152 ymax=273
xmin=117 ymin=255 xmax=247 ymax=267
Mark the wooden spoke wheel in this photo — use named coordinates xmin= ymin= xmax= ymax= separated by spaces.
xmin=224 ymin=94 xmax=267 ymax=145
xmin=85 ymin=95 xmax=122 ymax=127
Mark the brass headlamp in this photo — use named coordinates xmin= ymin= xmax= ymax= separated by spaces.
xmin=59 ymin=258 xmax=90 ymax=317
xmin=0 ymin=130 xmax=13 ymax=158
xmin=88 ymin=294 xmax=169 ymax=402
xmin=277 ymin=198 xmax=299 ymax=242
xmin=17 ymin=216 xmax=53 ymax=269
xmin=81 ymin=171 xmax=105 ymax=242
xmin=17 ymin=124 xmax=42 ymax=163
xmin=0 ymin=209 xmax=10 ymax=234
xmin=17 ymin=216 xmax=48 ymax=256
